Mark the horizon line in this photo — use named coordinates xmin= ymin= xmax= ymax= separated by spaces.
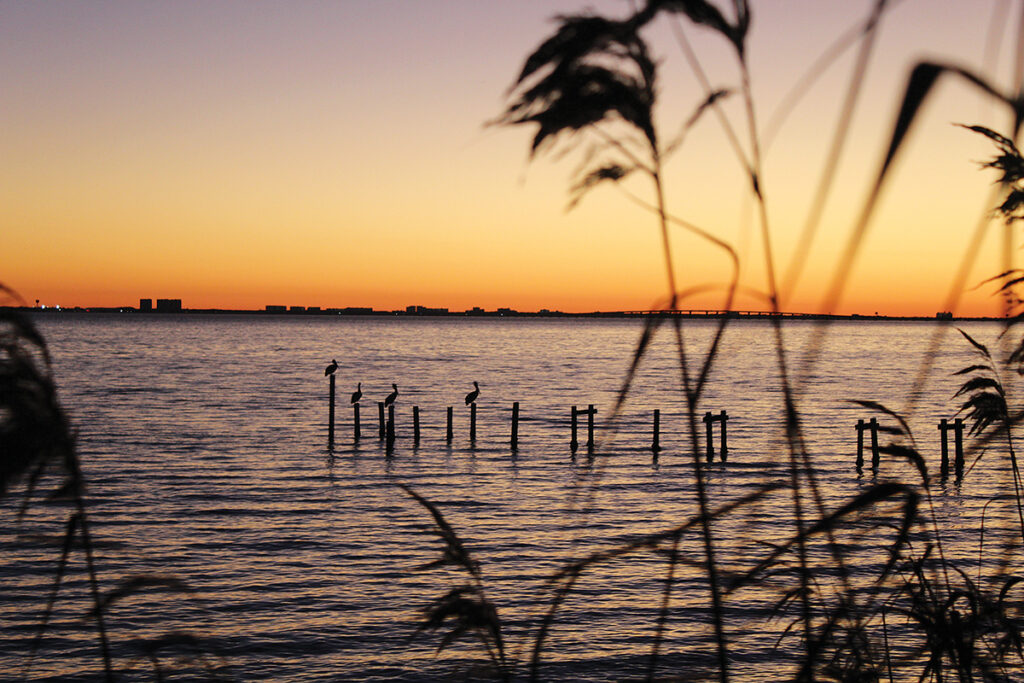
xmin=10 ymin=305 xmax=1003 ymax=322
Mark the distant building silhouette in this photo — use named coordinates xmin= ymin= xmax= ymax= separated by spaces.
xmin=139 ymin=299 xmax=152 ymax=312
xmin=265 ymin=305 xmax=286 ymax=313
xmin=156 ymin=299 xmax=182 ymax=313
xmin=289 ymin=306 xmax=305 ymax=313
xmin=407 ymin=305 xmax=449 ymax=315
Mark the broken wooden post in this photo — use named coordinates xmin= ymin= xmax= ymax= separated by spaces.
xmin=328 ymin=374 xmax=335 ymax=450
xmin=470 ymin=403 xmax=477 ymax=443
xmin=855 ymin=419 xmax=865 ymax=470
xmin=377 ymin=402 xmax=385 ymax=440
xmin=353 ymin=402 xmax=361 ymax=442
xmin=446 ymin=406 xmax=453 ymax=444
xmin=511 ymin=402 xmax=519 ymax=451
xmin=954 ymin=417 xmax=965 ymax=481
xmin=413 ymin=406 xmax=420 ymax=447
xmin=719 ymin=409 xmax=729 ymax=462
xmin=652 ymin=409 xmax=661 ymax=452
xmin=587 ymin=404 xmax=596 ymax=453
xmin=570 ymin=406 xmax=579 ymax=453
xmin=703 ymin=411 xmax=715 ymax=463
xmin=938 ymin=418 xmax=950 ymax=480
xmin=870 ymin=417 xmax=880 ymax=470
xmin=386 ymin=404 xmax=395 ymax=449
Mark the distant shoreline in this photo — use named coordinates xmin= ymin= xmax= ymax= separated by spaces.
xmin=9 ymin=306 xmax=1006 ymax=322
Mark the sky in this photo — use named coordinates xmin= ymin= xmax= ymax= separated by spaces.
xmin=1 ymin=0 xmax=1022 ymax=316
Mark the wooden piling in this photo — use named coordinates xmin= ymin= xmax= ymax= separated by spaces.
xmin=870 ymin=417 xmax=880 ymax=470
xmin=378 ymin=402 xmax=385 ymax=440
xmin=386 ymin=404 xmax=395 ymax=448
xmin=855 ymin=419 xmax=865 ymax=470
xmin=652 ymin=409 xmax=661 ymax=452
xmin=446 ymin=406 xmax=453 ymax=444
xmin=954 ymin=417 xmax=965 ymax=480
xmin=511 ymin=402 xmax=519 ymax=451
xmin=719 ymin=409 xmax=729 ymax=462
xmin=328 ymin=374 xmax=335 ymax=450
xmin=587 ymin=404 xmax=595 ymax=453
xmin=470 ymin=403 xmax=477 ymax=443
xmin=353 ymin=402 xmax=360 ymax=442
xmin=570 ymin=406 xmax=579 ymax=453
xmin=413 ymin=406 xmax=420 ymax=447
xmin=939 ymin=419 xmax=949 ymax=479
xmin=703 ymin=412 xmax=715 ymax=463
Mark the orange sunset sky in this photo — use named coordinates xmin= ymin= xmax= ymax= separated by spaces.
xmin=1 ymin=1 xmax=1022 ymax=316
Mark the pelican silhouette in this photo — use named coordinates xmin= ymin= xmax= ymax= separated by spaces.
xmin=350 ymin=382 xmax=362 ymax=404
xmin=465 ymin=381 xmax=480 ymax=405
xmin=324 ymin=359 xmax=338 ymax=376
xmin=384 ymin=383 xmax=398 ymax=407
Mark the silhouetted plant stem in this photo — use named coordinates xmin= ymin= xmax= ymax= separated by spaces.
xmin=537 ymin=486 xmax=782 ymax=680
xmin=648 ymin=531 xmax=681 ymax=682
xmin=25 ymin=514 xmax=79 ymax=680
xmin=680 ymin=389 xmax=731 ymax=681
xmin=652 ymin=147 xmax=729 ymax=680
xmin=881 ymin=609 xmax=894 ymax=683
xmin=896 ymin=187 xmax=1000 ymax=427
xmin=1002 ymin=421 xmax=1024 ymax=540
xmin=764 ymin=0 xmax=904 ymax=152
xmin=615 ymin=192 xmax=741 ymax=398
xmin=734 ymin=22 xmax=913 ymax=668
xmin=609 ymin=193 xmax=741 ymax=423
xmin=529 ymin=570 xmax=580 ymax=683
xmin=591 ymin=125 xmax=655 ymax=176
xmin=781 ymin=0 xmax=888 ymax=301
xmin=72 ymin=458 xmax=114 ymax=682
xmin=737 ymin=42 xmax=817 ymax=665
xmin=1005 ymin=223 xmax=1015 ymax=318
xmin=800 ymin=64 xmax=1011 ymax=390
xmin=27 ymin=503 xmax=113 ymax=681
xmin=668 ymin=19 xmax=749 ymax=170
xmin=398 ymin=484 xmax=508 ymax=678
xmin=653 ymin=167 xmax=677 ymax=302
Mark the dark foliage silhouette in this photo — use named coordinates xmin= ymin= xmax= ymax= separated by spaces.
xmin=398 ymin=2 xmax=1024 ymax=681
xmin=1 ymin=285 xmax=226 ymax=680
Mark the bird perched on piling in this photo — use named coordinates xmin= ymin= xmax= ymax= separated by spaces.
xmin=465 ymin=381 xmax=480 ymax=405
xmin=325 ymin=359 xmax=338 ymax=376
xmin=350 ymin=382 xmax=362 ymax=404
xmin=384 ymin=383 xmax=399 ymax=407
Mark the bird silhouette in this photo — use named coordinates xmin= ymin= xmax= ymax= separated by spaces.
xmin=325 ymin=359 xmax=338 ymax=376
xmin=384 ymin=383 xmax=398 ymax=407
xmin=465 ymin=381 xmax=480 ymax=405
xmin=350 ymin=382 xmax=362 ymax=404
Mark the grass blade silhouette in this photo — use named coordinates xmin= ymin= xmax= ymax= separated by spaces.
xmin=397 ymin=484 xmax=507 ymax=676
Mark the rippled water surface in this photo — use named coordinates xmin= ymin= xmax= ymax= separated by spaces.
xmin=2 ymin=314 xmax=1020 ymax=680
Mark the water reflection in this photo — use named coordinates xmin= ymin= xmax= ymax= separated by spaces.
xmin=1 ymin=315 xmax=1019 ymax=679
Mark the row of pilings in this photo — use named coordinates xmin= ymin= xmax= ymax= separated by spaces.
xmin=327 ymin=376 xmax=971 ymax=481
xmin=855 ymin=417 xmax=967 ymax=481
xmin=326 ymin=374 xmax=728 ymax=457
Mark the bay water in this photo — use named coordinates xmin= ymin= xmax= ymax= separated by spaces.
xmin=1 ymin=314 xmax=1018 ymax=680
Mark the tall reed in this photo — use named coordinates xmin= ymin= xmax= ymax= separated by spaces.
xmin=1 ymin=286 xmax=226 ymax=680
xmin=399 ymin=1 xmax=1024 ymax=681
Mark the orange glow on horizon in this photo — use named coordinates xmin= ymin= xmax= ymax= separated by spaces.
xmin=2 ymin=1 xmax=1021 ymax=318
